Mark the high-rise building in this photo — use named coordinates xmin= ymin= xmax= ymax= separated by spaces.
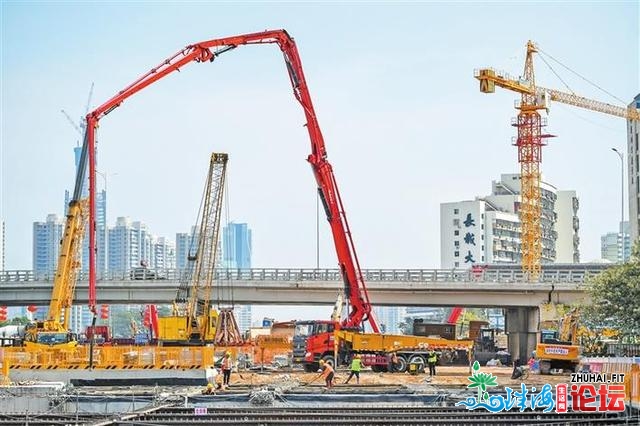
xmin=223 ymin=223 xmax=252 ymax=269
xmin=64 ymin=145 xmax=107 ymax=277
xmin=32 ymin=214 xmax=64 ymax=277
xmin=152 ymin=236 xmax=176 ymax=270
xmin=440 ymin=174 xmax=580 ymax=268
xmin=555 ymin=191 xmax=580 ymax=263
xmin=628 ymin=94 xmax=640 ymax=242
xmin=176 ymin=227 xmax=198 ymax=270
xmin=373 ymin=306 xmax=406 ymax=334
xmin=601 ymin=221 xmax=631 ymax=263
xmin=222 ymin=222 xmax=252 ymax=332
xmin=107 ymin=217 xmax=175 ymax=272
xmin=108 ymin=217 xmax=152 ymax=273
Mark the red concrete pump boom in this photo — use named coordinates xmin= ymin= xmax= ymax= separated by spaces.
xmin=84 ymin=29 xmax=379 ymax=332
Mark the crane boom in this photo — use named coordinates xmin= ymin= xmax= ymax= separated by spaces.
xmin=160 ymin=153 xmax=229 ymax=345
xmin=475 ymin=69 xmax=640 ymax=120
xmin=85 ymin=30 xmax=378 ymax=331
xmin=188 ymin=153 xmax=227 ymax=342
xmin=61 ymin=109 xmax=83 ymax=135
xmin=543 ymin=88 xmax=640 ymax=121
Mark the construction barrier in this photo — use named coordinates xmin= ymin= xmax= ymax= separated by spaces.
xmin=582 ymin=356 xmax=640 ymax=410
xmin=626 ymin=364 xmax=640 ymax=410
xmin=1 ymin=345 xmax=219 ymax=370
xmin=581 ymin=356 xmax=640 ymax=374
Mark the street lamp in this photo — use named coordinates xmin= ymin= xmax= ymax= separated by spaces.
xmin=611 ymin=148 xmax=625 ymax=262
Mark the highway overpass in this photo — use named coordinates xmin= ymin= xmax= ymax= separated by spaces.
xmin=0 ymin=266 xmax=604 ymax=307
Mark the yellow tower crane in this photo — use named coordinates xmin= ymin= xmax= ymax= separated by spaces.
xmin=475 ymin=41 xmax=640 ymax=281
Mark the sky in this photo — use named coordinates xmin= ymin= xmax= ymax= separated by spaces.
xmin=1 ymin=2 xmax=639 ymax=320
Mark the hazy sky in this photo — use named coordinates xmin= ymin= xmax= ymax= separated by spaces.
xmin=1 ymin=1 xmax=638 ymax=280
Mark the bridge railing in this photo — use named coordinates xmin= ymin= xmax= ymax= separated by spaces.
xmin=0 ymin=266 xmax=608 ymax=284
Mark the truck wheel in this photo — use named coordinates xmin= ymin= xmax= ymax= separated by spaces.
xmin=440 ymin=349 xmax=453 ymax=364
xmin=395 ymin=355 xmax=408 ymax=373
xmin=539 ymin=360 xmax=551 ymax=375
xmin=409 ymin=355 xmax=426 ymax=372
xmin=321 ymin=355 xmax=335 ymax=368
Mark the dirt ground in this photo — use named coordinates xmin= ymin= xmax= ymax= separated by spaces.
xmin=225 ymin=365 xmax=571 ymax=388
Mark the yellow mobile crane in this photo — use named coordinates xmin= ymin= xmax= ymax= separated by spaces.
xmin=23 ymin=146 xmax=90 ymax=351
xmin=157 ymin=153 xmax=228 ymax=345
xmin=475 ymin=41 xmax=640 ymax=280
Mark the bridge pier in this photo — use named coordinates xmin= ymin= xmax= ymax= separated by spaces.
xmin=504 ymin=307 xmax=538 ymax=364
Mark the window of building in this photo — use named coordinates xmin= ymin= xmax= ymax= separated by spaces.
xmin=482 ymin=245 xmax=484 ymax=251
xmin=481 ymin=235 xmax=484 ymax=240
xmin=454 ymin=262 xmax=459 ymax=267
xmin=453 ymin=219 xmax=460 ymax=227
xmin=454 ymin=230 xmax=459 ymax=236
xmin=482 ymin=256 xmax=485 ymax=261
xmin=454 ymin=208 xmax=459 ymax=214
xmin=454 ymin=251 xmax=459 ymax=257
xmin=454 ymin=241 xmax=460 ymax=247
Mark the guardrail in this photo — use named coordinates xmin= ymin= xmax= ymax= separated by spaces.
xmin=0 ymin=265 xmax=609 ymax=284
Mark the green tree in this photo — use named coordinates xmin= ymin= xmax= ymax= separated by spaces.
xmin=586 ymin=241 xmax=640 ymax=342
xmin=9 ymin=316 xmax=30 ymax=325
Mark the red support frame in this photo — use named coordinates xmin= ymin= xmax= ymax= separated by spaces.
xmin=84 ymin=30 xmax=378 ymax=331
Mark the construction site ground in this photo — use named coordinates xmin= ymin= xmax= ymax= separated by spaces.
xmin=218 ymin=365 xmax=569 ymax=389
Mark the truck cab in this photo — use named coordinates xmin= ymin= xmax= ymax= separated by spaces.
xmin=292 ymin=320 xmax=336 ymax=372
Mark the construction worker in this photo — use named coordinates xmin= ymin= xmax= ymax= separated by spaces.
xmin=389 ymin=352 xmax=399 ymax=373
xmin=202 ymin=383 xmax=215 ymax=395
xmin=318 ymin=360 xmax=335 ymax=390
xmin=427 ymin=350 xmax=438 ymax=377
xmin=221 ymin=351 xmax=233 ymax=387
xmin=344 ymin=354 xmax=362 ymax=385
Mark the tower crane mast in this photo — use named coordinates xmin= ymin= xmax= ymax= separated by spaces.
xmin=475 ymin=41 xmax=640 ymax=280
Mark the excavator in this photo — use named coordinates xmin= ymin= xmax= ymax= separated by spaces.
xmin=536 ymin=308 xmax=581 ymax=374
xmin=157 ymin=153 xmax=229 ymax=345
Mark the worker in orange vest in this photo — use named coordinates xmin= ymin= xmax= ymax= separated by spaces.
xmin=221 ymin=351 xmax=233 ymax=387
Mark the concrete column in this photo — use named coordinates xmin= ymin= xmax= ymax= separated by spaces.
xmin=505 ymin=307 xmax=539 ymax=363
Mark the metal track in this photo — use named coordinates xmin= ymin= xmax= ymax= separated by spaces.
xmin=107 ymin=406 xmax=630 ymax=426
xmin=0 ymin=406 xmax=633 ymax=425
